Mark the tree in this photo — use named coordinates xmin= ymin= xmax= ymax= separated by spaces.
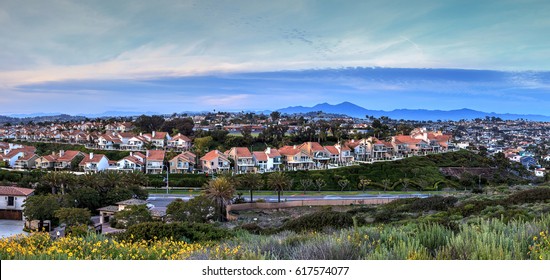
xmin=315 ymin=178 xmax=326 ymax=192
xmin=268 ymin=172 xmax=291 ymax=203
xmin=202 ymin=177 xmax=235 ymax=222
xmin=104 ymin=187 xmax=134 ymax=206
xmin=161 ymin=117 xmax=194 ymax=136
xmin=70 ymin=154 xmax=84 ymax=171
xmin=134 ymin=115 xmax=165 ymax=132
xmin=238 ymin=173 xmax=262 ymax=202
xmin=42 ymin=171 xmax=76 ymax=195
xmin=70 ymin=187 xmax=101 ymax=211
xmin=54 ymin=207 xmax=91 ymax=226
xmin=338 ymin=179 xmax=350 ymax=192
xmin=300 ymin=179 xmax=313 ymax=194
xmin=270 ymin=111 xmax=281 ymax=122
xmin=381 ymin=179 xmax=391 ymax=192
xmin=193 ymin=136 xmax=213 ymax=156
xmin=23 ymin=195 xmax=61 ymax=230
xmin=358 ymin=178 xmax=371 ymax=192
xmin=166 ymin=196 xmax=215 ymax=223
xmin=112 ymin=205 xmax=152 ymax=229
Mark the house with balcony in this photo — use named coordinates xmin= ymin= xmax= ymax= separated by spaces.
xmin=145 ymin=150 xmax=165 ymax=174
xmin=13 ymin=153 xmax=39 ymax=170
xmin=167 ymin=133 xmax=192 ymax=150
xmin=278 ymin=145 xmax=314 ymax=171
xmin=335 ymin=144 xmax=354 ymax=163
xmin=298 ymin=142 xmax=331 ymax=168
xmin=0 ymin=185 xmax=34 ymax=220
xmin=79 ymin=153 xmax=109 ymax=172
xmin=345 ymin=139 xmax=370 ymax=161
xmin=226 ymin=147 xmax=255 ymax=173
xmin=252 ymin=151 xmax=268 ymax=171
xmin=115 ymin=152 xmax=145 ymax=172
xmin=169 ymin=151 xmax=196 ymax=174
xmin=200 ymin=150 xmax=231 ymax=173
xmin=143 ymin=131 xmax=170 ymax=148
xmin=0 ymin=146 xmax=36 ymax=167
xmin=54 ymin=150 xmax=85 ymax=170
xmin=265 ymin=147 xmax=282 ymax=171
xmin=122 ymin=135 xmax=149 ymax=150
xmin=35 ymin=153 xmax=58 ymax=169
xmin=97 ymin=134 xmax=122 ymax=150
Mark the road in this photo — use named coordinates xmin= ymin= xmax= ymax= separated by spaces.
xmin=147 ymin=193 xmax=430 ymax=208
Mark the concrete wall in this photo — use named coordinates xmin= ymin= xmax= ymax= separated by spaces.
xmin=226 ymin=198 xmax=397 ymax=220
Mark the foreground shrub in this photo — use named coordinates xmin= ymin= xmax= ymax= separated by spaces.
xmin=280 ymin=210 xmax=355 ymax=232
xmin=120 ymin=222 xmax=232 ymax=243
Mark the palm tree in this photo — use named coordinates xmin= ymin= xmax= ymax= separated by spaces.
xmin=202 ymin=177 xmax=235 ymax=221
xmin=238 ymin=173 xmax=261 ymax=203
xmin=268 ymin=172 xmax=291 ymax=203
xmin=42 ymin=171 xmax=76 ymax=195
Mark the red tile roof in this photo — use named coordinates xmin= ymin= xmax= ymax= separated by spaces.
xmin=278 ymin=146 xmax=302 ymax=156
xmin=0 ymin=186 xmax=34 ymax=196
xmin=231 ymin=147 xmax=252 ymax=158
xmin=200 ymin=150 xmax=228 ymax=162
xmin=253 ymin=151 xmax=268 ymax=161
xmin=146 ymin=150 xmax=165 ymax=161
xmin=79 ymin=154 xmax=108 ymax=165
xmin=57 ymin=150 xmax=83 ymax=162
xmin=265 ymin=148 xmax=281 ymax=158
xmin=324 ymin=146 xmax=339 ymax=155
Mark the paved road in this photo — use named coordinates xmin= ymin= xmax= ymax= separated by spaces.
xmin=0 ymin=220 xmax=26 ymax=238
xmin=147 ymin=193 xmax=430 ymax=208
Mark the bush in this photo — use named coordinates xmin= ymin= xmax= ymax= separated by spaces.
xmin=506 ymin=187 xmax=550 ymax=204
xmin=121 ymin=222 xmax=232 ymax=243
xmin=280 ymin=210 xmax=355 ymax=232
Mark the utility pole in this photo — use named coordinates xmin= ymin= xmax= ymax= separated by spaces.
xmin=165 ymin=165 xmax=169 ymax=194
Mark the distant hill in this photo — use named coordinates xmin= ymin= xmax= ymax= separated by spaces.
xmin=277 ymin=102 xmax=550 ymax=121
xmin=0 ymin=114 xmax=86 ymax=124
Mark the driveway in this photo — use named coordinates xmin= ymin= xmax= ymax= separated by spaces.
xmin=0 ymin=220 xmax=26 ymax=238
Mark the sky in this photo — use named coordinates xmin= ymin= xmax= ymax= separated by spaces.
xmin=0 ymin=0 xmax=549 ymax=116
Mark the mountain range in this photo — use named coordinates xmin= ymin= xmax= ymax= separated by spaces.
xmin=276 ymin=102 xmax=550 ymax=121
xmin=2 ymin=102 xmax=549 ymax=122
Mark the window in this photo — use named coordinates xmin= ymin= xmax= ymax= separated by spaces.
xmin=7 ymin=196 xmax=14 ymax=206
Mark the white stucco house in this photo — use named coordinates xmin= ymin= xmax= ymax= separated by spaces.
xmin=0 ymin=186 xmax=34 ymax=220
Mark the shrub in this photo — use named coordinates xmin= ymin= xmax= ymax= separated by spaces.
xmin=280 ymin=210 xmax=355 ymax=232
xmin=506 ymin=187 xmax=550 ymax=204
xmin=121 ymin=222 xmax=232 ymax=243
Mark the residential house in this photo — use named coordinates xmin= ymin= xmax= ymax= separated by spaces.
xmin=79 ymin=153 xmax=109 ymax=172
xmin=0 ymin=185 xmax=34 ymax=220
xmin=0 ymin=146 xmax=36 ymax=167
xmin=334 ymin=144 xmax=354 ymax=163
xmin=252 ymin=151 xmax=268 ymax=171
xmin=143 ymin=131 xmax=170 ymax=148
xmin=200 ymin=150 xmax=230 ymax=173
xmin=298 ymin=142 xmax=331 ymax=168
xmin=54 ymin=150 xmax=85 ymax=170
xmin=345 ymin=139 xmax=370 ymax=161
xmin=115 ymin=152 xmax=146 ymax=172
xmin=145 ymin=150 xmax=165 ymax=174
xmin=169 ymin=151 xmax=196 ymax=174
xmin=278 ymin=145 xmax=314 ymax=171
xmin=226 ymin=147 xmax=254 ymax=173
xmin=167 ymin=133 xmax=192 ymax=150
xmin=123 ymin=135 xmax=149 ymax=150
xmin=265 ymin=147 xmax=282 ymax=171
xmin=13 ymin=153 xmax=39 ymax=169
xmin=97 ymin=134 xmax=122 ymax=150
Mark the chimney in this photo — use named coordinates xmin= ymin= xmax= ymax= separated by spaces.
xmin=60 ymin=150 xmax=64 ymax=157
xmin=130 ymin=152 xmax=133 ymax=157
xmin=146 ymin=150 xmax=150 ymax=158
xmin=89 ymin=153 xmax=93 ymax=159
xmin=152 ymin=131 xmax=156 ymax=138
xmin=266 ymin=147 xmax=271 ymax=154
xmin=293 ymin=145 xmax=297 ymax=149
xmin=140 ymin=132 xmax=143 ymax=136
xmin=52 ymin=151 xmax=55 ymax=156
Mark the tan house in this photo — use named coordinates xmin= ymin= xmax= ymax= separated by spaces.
xmin=226 ymin=147 xmax=254 ymax=174
xmin=169 ymin=151 xmax=196 ymax=174
xmin=145 ymin=150 xmax=165 ymax=174
xmin=200 ymin=150 xmax=230 ymax=173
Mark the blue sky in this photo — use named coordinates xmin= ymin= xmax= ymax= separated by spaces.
xmin=0 ymin=0 xmax=549 ymax=115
